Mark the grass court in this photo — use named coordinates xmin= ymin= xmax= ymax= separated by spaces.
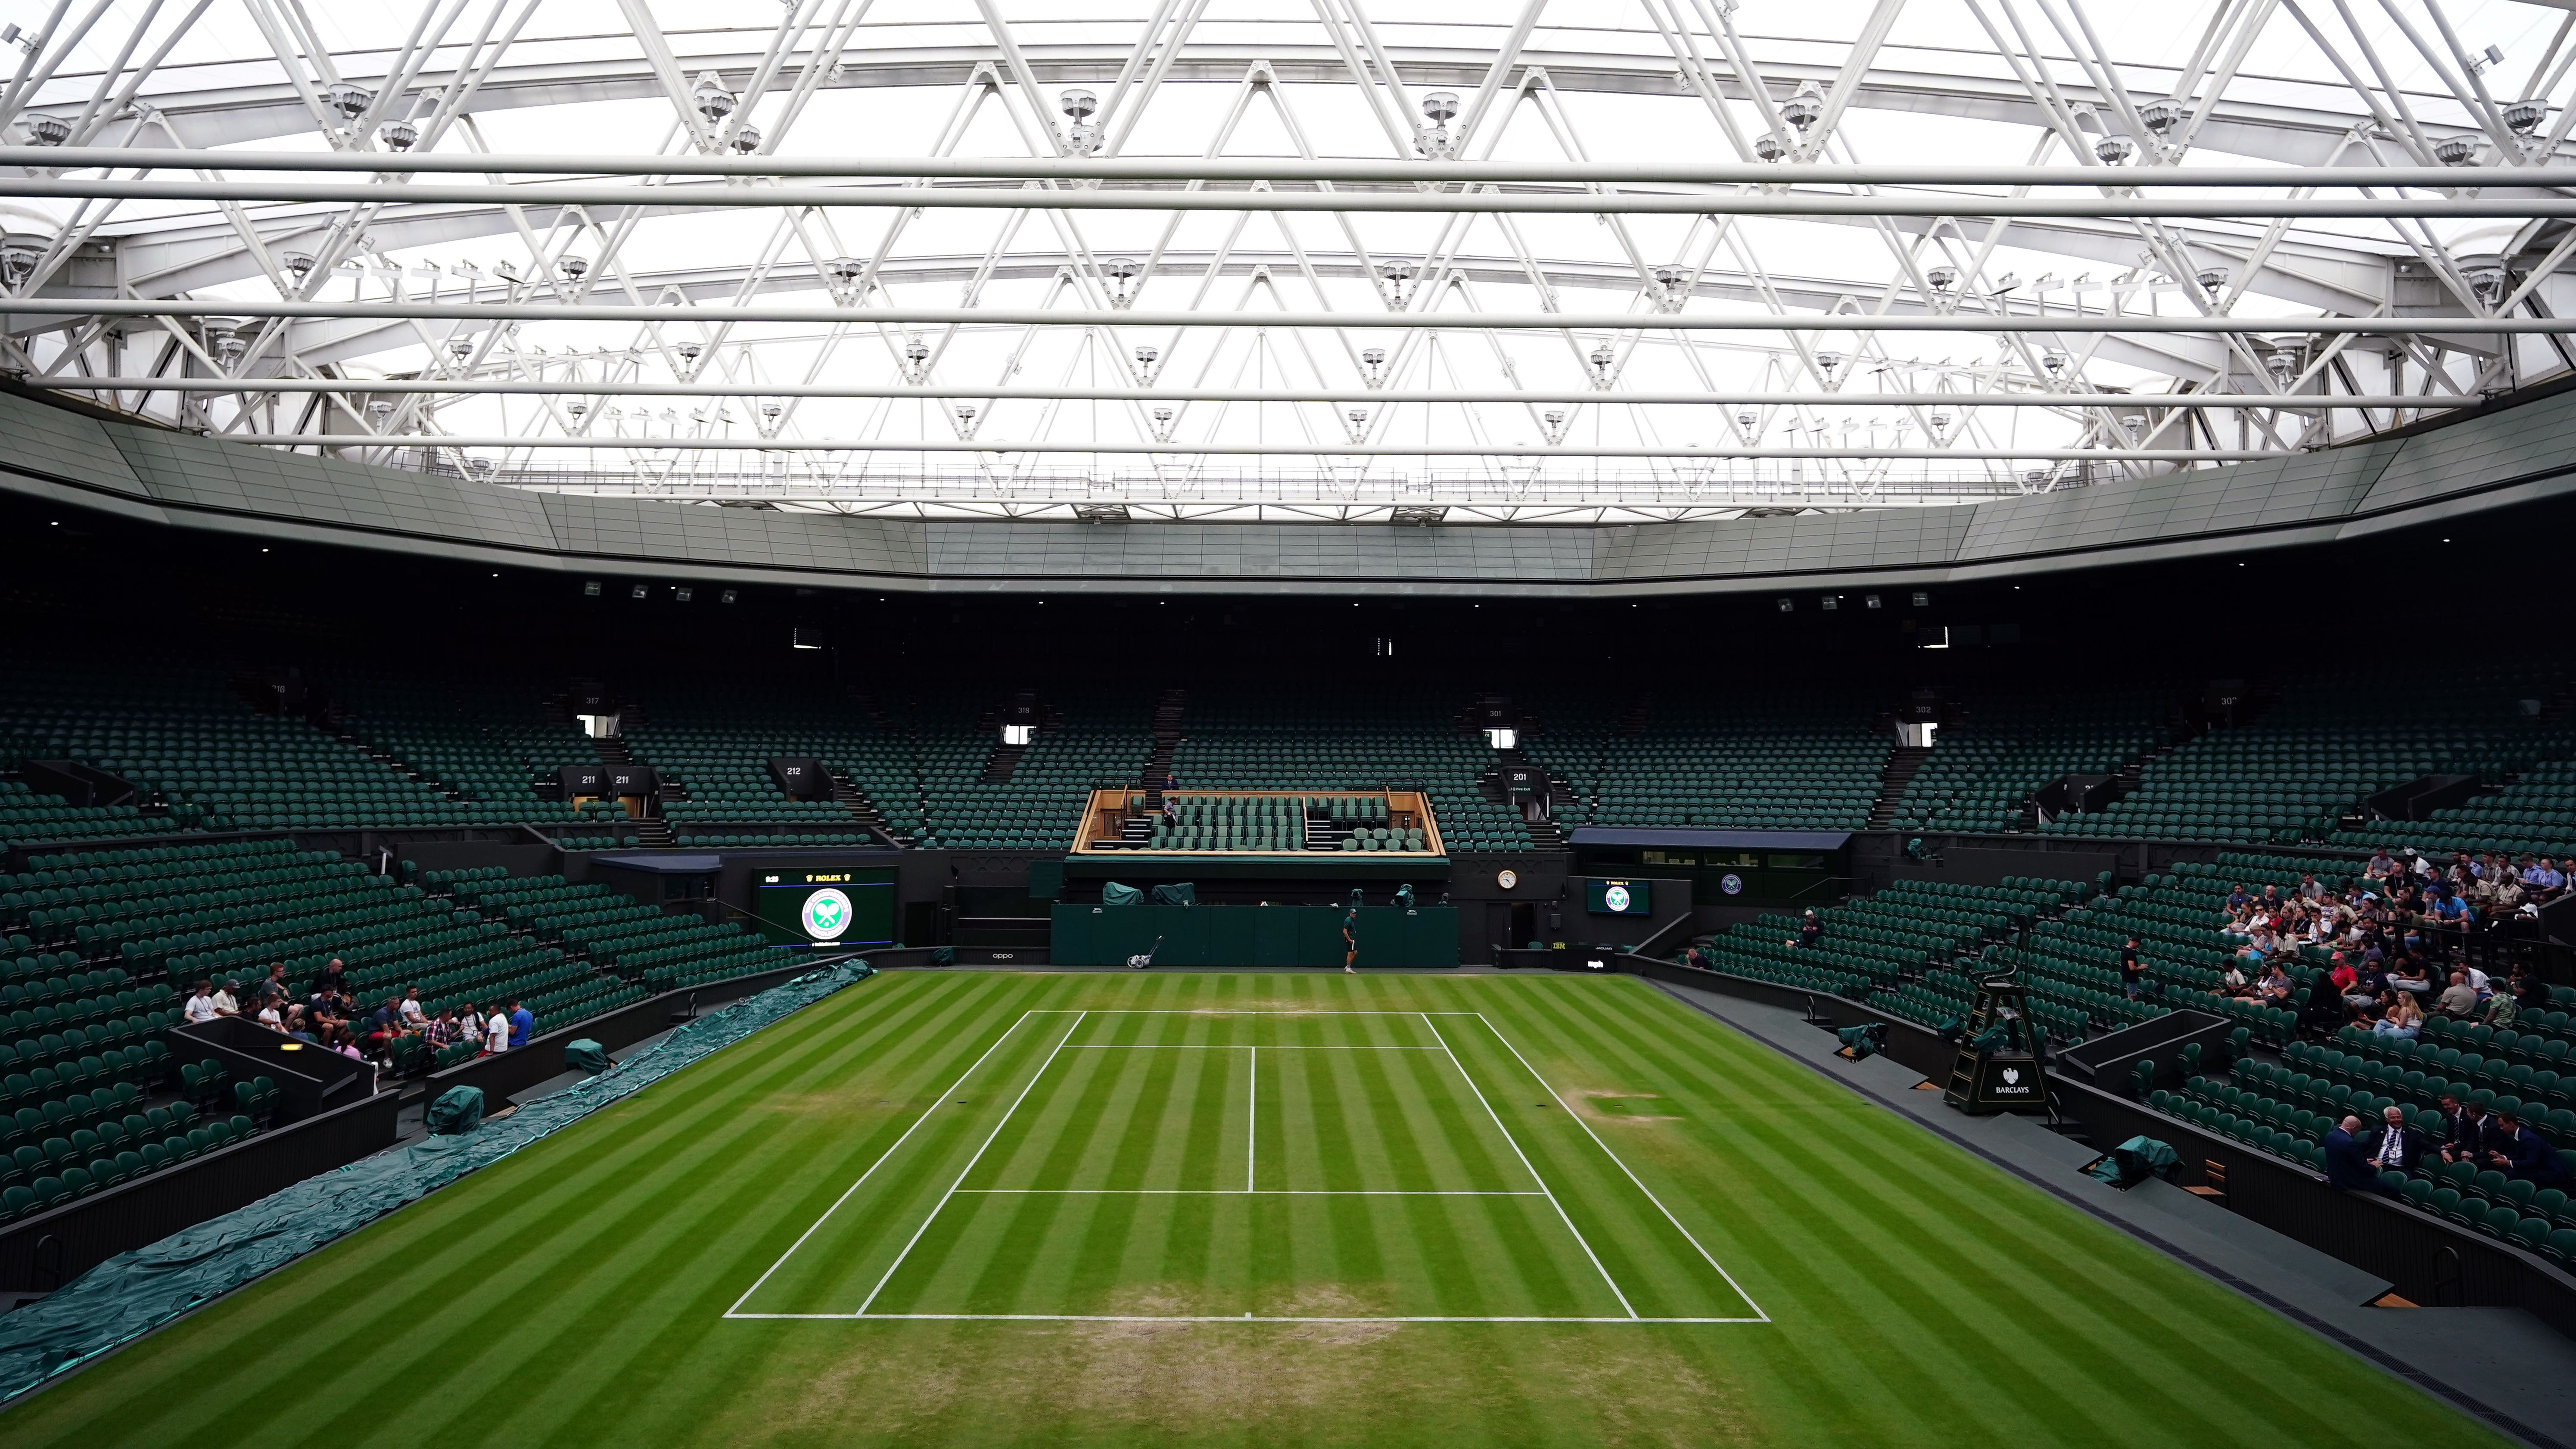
xmin=0 ymin=971 xmax=2512 ymax=1448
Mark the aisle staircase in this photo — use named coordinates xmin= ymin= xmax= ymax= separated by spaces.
xmin=1141 ymin=689 xmax=1187 ymax=805
xmin=1867 ymin=745 xmax=1934 ymax=829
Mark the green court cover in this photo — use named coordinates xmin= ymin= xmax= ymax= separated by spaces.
xmin=563 ymin=1039 xmax=613 ymax=1076
xmin=424 ymin=1085 xmax=484 ymax=1135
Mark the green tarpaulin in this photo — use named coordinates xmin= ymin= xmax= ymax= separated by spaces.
xmin=424 ymin=1085 xmax=484 ymax=1135
xmin=1100 ymin=881 xmax=1144 ymax=905
xmin=1148 ymin=883 xmax=1196 ymax=907
xmin=2082 ymin=1136 xmax=2183 ymax=1188
xmin=0 ymin=958 xmax=876 ymax=1406
xmin=563 ymin=1039 xmax=612 ymax=1076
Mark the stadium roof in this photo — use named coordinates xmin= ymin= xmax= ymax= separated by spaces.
xmin=3 ymin=0 xmax=2575 ymax=523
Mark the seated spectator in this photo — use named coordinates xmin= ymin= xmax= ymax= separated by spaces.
xmin=2512 ymin=967 xmax=2549 ymax=1013
xmin=2330 ymin=954 xmax=2366 ymax=1009
xmin=398 ymin=988 xmax=429 ymax=1030
xmin=183 ymin=979 xmax=220 ymax=1025
xmin=2366 ymin=849 xmax=2396 ymax=880
xmin=284 ymin=1004 xmax=315 ymax=1043
xmin=2298 ymin=872 xmax=2324 ymax=901
xmin=2324 ymin=1116 xmax=2404 ymax=1199
xmin=255 ymin=996 xmax=285 ymax=1030
xmin=2429 ymin=890 xmax=2474 ymax=931
xmin=2525 ymin=857 xmax=2567 ymax=898
xmin=2440 ymin=1097 xmax=2499 ymax=1165
xmin=2387 ymin=956 xmax=2432 ymax=996
xmin=212 ymin=978 xmax=243 ymax=1017
xmin=2217 ymin=959 xmax=2252 ymax=997
xmin=2483 ymin=988 xmax=2520 ymax=1029
xmin=331 ymin=1026 xmax=364 ymax=1060
xmin=2373 ymin=993 xmax=2423 ymax=1039
xmin=2487 ymin=1110 xmax=2572 ymax=1186
xmin=1793 ymin=910 xmax=1823 ymax=949
xmin=316 ymin=958 xmax=351 ymax=1000
xmin=2433 ymin=970 xmax=2481 ymax=1017
xmin=2361 ymin=1104 xmax=2427 ymax=1175
xmin=2226 ymin=882 xmax=2252 ymax=912
xmin=459 ymin=1003 xmax=484 ymax=1050
xmin=427 ymin=1010 xmax=462 ymax=1047
xmin=2256 ymin=963 xmax=2296 ymax=1007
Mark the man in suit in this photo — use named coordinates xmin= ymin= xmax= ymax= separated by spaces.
xmin=2438 ymin=1095 xmax=2500 ymax=1165
xmin=2487 ymin=1110 xmax=2573 ymax=1187
xmin=2324 ymin=1115 xmax=2405 ymax=1198
xmin=2359 ymin=1104 xmax=2427 ymax=1177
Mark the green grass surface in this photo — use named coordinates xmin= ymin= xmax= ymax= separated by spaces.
xmin=1 ymin=972 xmax=2511 ymax=1448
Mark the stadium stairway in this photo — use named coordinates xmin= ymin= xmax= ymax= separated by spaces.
xmin=1142 ymin=688 xmax=1187 ymax=806
xmin=1866 ymin=743 xmax=1932 ymax=828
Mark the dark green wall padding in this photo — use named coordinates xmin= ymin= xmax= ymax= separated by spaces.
xmin=1050 ymin=904 xmax=1457 ymax=967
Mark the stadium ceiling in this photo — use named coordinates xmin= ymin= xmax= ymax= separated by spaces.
xmin=2 ymin=1 xmax=2576 ymax=523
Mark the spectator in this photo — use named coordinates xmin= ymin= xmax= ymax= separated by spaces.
xmin=2361 ymin=1104 xmax=2427 ymax=1175
xmin=316 ymin=958 xmax=350 ymax=1000
xmin=398 ymin=988 xmax=429 ymax=1030
xmin=2226 ymin=882 xmax=2252 ymax=912
xmin=2256 ymin=962 xmax=2296 ymax=1008
xmin=2488 ymin=1111 xmax=2572 ymax=1186
xmin=459 ymin=1003 xmax=484 ymax=1051
xmin=255 ymin=995 xmax=285 ymax=1030
xmin=2433 ymin=970 xmax=2480 ymax=1017
xmin=212 ymin=978 xmax=242 ymax=1017
xmin=2440 ymin=1097 xmax=2499 ymax=1165
xmin=284 ymin=1004 xmax=316 ymax=1043
xmin=2429 ymin=890 xmax=2474 ymax=931
xmin=262 ymin=962 xmax=290 ymax=1000
xmin=2373 ymin=993 xmax=2423 ymax=1039
xmin=2217 ymin=958 xmax=2252 ymax=997
xmin=2366 ymin=849 xmax=2396 ymax=880
xmin=2329 ymin=954 xmax=2364 ymax=1009
xmin=2387 ymin=957 xmax=2431 ymax=997
xmin=2323 ymin=1116 xmax=2404 ymax=1198
xmin=427 ymin=1010 xmax=461 ymax=1048
xmin=2298 ymin=872 xmax=2324 ymax=901
xmin=508 ymin=1000 xmax=533 ymax=1049
xmin=2513 ymin=968 xmax=2550 ymax=1014
xmin=183 ymin=979 xmax=220 ymax=1025
xmin=484 ymin=1004 xmax=512 ymax=1056
xmin=2118 ymin=938 xmax=2147 ymax=1000
xmin=331 ymin=1026 xmax=364 ymax=1060
xmin=2482 ymin=988 xmax=2520 ymax=1029
xmin=2525 ymin=858 xmax=2566 ymax=897
xmin=1794 ymin=910 xmax=1823 ymax=949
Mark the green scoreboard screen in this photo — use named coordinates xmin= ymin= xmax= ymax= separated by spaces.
xmin=753 ymin=866 xmax=898 ymax=948
xmin=1584 ymin=879 xmax=1652 ymax=917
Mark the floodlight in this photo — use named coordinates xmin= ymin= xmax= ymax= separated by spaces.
xmin=2094 ymin=132 xmax=2137 ymax=165
xmin=730 ymin=125 xmax=762 ymax=154
xmin=20 ymin=114 xmax=68 ymax=146
xmin=677 ymin=340 xmax=703 ymax=362
xmin=322 ymin=83 xmax=373 ymax=120
xmin=379 ymin=118 xmax=417 ymax=151
xmin=2505 ymin=100 xmax=2548 ymax=134
xmin=1780 ymin=84 xmax=1823 ymax=131
xmin=1134 ymin=344 xmax=1158 ymax=366
xmin=1734 ymin=408 xmax=1756 ymax=429
xmin=825 ymin=257 xmax=863 ymax=284
xmin=365 ymin=399 xmax=393 ymax=426
xmin=2139 ymin=98 xmax=2183 ymax=135
xmin=2042 ymin=350 xmax=2068 ymax=376
xmin=1421 ymin=92 xmax=1460 ymax=124
xmin=2435 ymin=135 xmax=2478 ymax=165
xmin=905 ymin=337 xmax=930 ymax=364
xmin=1753 ymin=130 xmax=1786 ymax=162
xmin=281 ymin=251 xmax=316 ymax=280
xmin=557 ymin=255 xmax=588 ymax=280
xmin=691 ymin=74 xmax=737 ymax=122
xmin=1061 ymin=89 xmax=1098 ymax=119
xmin=1814 ymin=351 xmax=1842 ymax=378
xmin=2195 ymin=266 xmax=2229 ymax=297
xmin=566 ymin=401 xmax=588 ymax=420
xmin=1926 ymin=264 xmax=1957 ymax=294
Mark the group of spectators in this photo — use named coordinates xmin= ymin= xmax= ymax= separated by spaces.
xmin=181 ymin=958 xmax=532 ymax=1082
xmin=2196 ymin=862 xmax=2557 ymax=1042
xmin=2325 ymin=1092 xmax=2574 ymax=1198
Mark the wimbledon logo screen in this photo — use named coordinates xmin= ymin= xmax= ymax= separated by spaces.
xmin=1603 ymin=884 xmax=1633 ymax=913
xmin=802 ymin=887 xmax=853 ymax=941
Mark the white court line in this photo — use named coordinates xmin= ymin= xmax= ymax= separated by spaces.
xmin=1472 ymin=1012 xmax=1771 ymax=1324
xmin=1060 ymin=1044 xmax=1444 ymax=1049
xmin=949 ymin=1188 xmax=1546 ymax=1196
xmin=734 ymin=1312 xmax=1764 ymax=1323
xmin=724 ymin=1008 xmax=1039 ymax=1318
xmin=1247 ymin=1044 xmax=1256 ymax=1194
xmin=850 ymin=1010 xmax=1089 ymax=1317
xmin=1418 ymin=1011 xmax=1637 ymax=1321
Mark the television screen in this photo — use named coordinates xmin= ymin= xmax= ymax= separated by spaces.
xmin=1585 ymin=879 xmax=1651 ymax=916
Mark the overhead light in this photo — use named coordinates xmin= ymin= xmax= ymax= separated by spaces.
xmin=583 ymin=580 xmax=601 ymax=597
xmin=719 ymin=589 xmax=737 ymax=603
xmin=322 ymin=83 xmax=374 ymax=120
xmin=1820 ymin=595 xmax=1838 ymax=611
xmin=1391 ymin=505 xmax=1447 ymax=526
xmin=1776 ymin=597 xmax=1794 ymax=613
xmin=1074 ymin=503 xmax=1129 ymax=523
xmin=378 ymin=118 xmax=418 ymax=151
xmin=1864 ymin=594 xmax=1882 ymax=609
xmin=19 ymin=114 xmax=69 ymax=146
xmin=791 ymin=628 xmax=824 ymax=650
xmin=2094 ymin=132 xmax=2137 ymax=165
xmin=1910 ymin=591 xmax=1930 ymax=607
xmin=629 ymin=583 xmax=647 ymax=600
xmin=675 ymin=586 xmax=693 ymax=603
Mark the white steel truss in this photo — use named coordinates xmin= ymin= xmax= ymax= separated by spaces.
xmin=1 ymin=0 xmax=2574 ymax=523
